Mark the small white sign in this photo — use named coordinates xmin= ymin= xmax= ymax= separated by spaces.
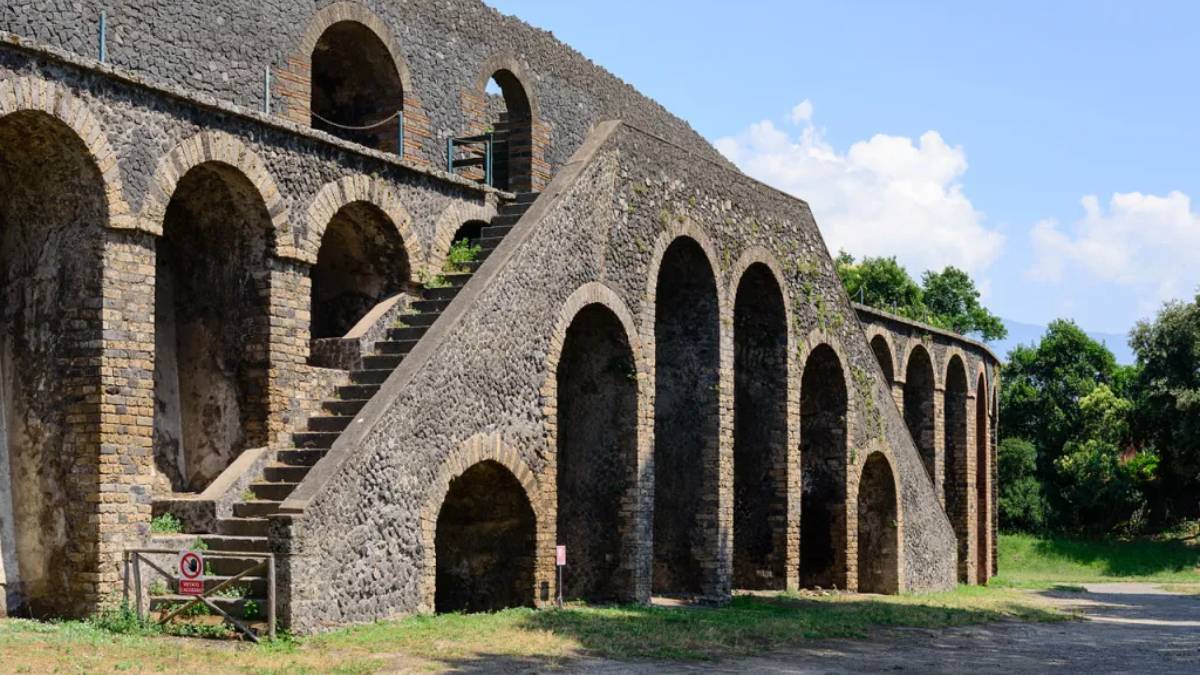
xmin=177 ymin=549 xmax=205 ymax=596
xmin=556 ymin=545 xmax=566 ymax=566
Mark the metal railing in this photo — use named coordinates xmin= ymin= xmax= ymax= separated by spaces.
xmin=123 ymin=548 xmax=276 ymax=642
xmin=447 ymin=132 xmax=494 ymax=186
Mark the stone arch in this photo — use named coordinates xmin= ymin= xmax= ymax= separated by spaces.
xmin=429 ymin=200 xmax=499 ymax=275
xmin=419 ymin=434 xmax=548 ymax=613
xmin=865 ymin=329 xmax=896 ymax=384
xmin=543 ymin=283 xmax=645 ymax=602
xmin=140 ymin=131 xmax=296 ymax=259
xmin=943 ymin=353 xmax=971 ymax=583
xmin=856 ymin=451 xmax=900 ymax=594
xmin=0 ymin=76 xmax=135 ymax=231
xmin=281 ymin=2 xmax=428 ymax=157
xmin=152 ymin=158 xmax=276 ymax=492
xmin=643 ymin=227 xmax=724 ymax=597
xmin=729 ymin=254 xmax=791 ymax=590
xmin=302 ymin=175 xmax=422 ymax=267
xmin=464 ymin=53 xmax=547 ymax=192
xmin=975 ymin=370 xmax=990 ymax=584
xmin=799 ymin=330 xmax=851 ymax=590
xmin=0 ymin=105 xmax=110 ymax=616
xmin=902 ymin=342 xmax=937 ymax=481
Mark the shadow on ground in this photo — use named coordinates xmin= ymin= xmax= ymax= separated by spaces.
xmin=1030 ymin=536 xmax=1200 ymax=577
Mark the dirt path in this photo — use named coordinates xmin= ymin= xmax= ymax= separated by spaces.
xmin=432 ymin=583 xmax=1200 ymax=674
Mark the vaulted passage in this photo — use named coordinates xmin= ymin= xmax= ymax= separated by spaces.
xmin=732 ymin=264 xmax=788 ymax=589
xmin=857 ymin=452 xmax=899 ymax=594
xmin=800 ymin=345 xmax=848 ymax=589
xmin=556 ymin=304 xmax=637 ymax=602
xmin=944 ymin=356 xmax=970 ymax=583
xmin=976 ymin=374 xmax=989 ymax=584
xmin=870 ymin=335 xmax=894 ymax=383
xmin=484 ymin=71 xmax=534 ymax=192
xmin=653 ymin=238 xmax=719 ymax=596
xmin=0 ymin=111 xmax=105 ymax=617
xmin=903 ymin=346 xmax=936 ymax=480
xmin=311 ymin=202 xmax=411 ymax=340
xmin=154 ymin=163 xmax=271 ymax=493
xmin=435 ymin=461 xmax=536 ymax=613
xmin=311 ymin=21 xmax=404 ymax=153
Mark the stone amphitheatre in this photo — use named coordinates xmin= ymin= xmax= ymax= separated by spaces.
xmin=0 ymin=0 xmax=998 ymax=633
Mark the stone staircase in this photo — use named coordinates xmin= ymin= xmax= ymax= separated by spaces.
xmin=151 ymin=192 xmax=538 ymax=629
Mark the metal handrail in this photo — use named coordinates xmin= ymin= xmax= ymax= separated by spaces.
xmin=447 ymin=131 xmax=493 ymax=186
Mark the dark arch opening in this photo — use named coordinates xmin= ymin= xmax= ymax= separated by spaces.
xmin=485 ymin=70 xmax=534 ymax=193
xmin=653 ymin=238 xmax=719 ymax=597
xmin=0 ymin=110 xmax=106 ymax=617
xmin=154 ymin=163 xmax=272 ymax=493
xmin=870 ymin=335 xmax=894 ymax=383
xmin=311 ymin=21 xmax=405 ymax=153
xmin=435 ymin=460 xmax=536 ymax=613
xmin=857 ymin=452 xmax=899 ymax=594
xmin=310 ymin=202 xmax=411 ymax=341
xmin=975 ymin=374 xmax=989 ymax=584
xmin=733 ymin=264 xmax=788 ymax=589
xmin=944 ymin=356 xmax=970 ymax=583
xmin=800 ymin=344 xmax=848 ymax=589
xmin=903 ymin=347 xmax=936 ymax=480
xmin=452 ymin=220 xmax=489 ymax=248
xmin=556 ymin=304 xmax=638 ymax=602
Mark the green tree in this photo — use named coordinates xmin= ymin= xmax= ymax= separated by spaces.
xmin=921 ymin=266 xmax=1008 ymax=340
xmin=1129 ymin=295 xmax=1200 ymax=519
xmin=997 ymin=437 xmax=1046 ymax=532
xmin=836 ymin=253 xmax=926 ymax=320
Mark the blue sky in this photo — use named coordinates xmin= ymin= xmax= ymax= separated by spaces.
xmin=487 ymin=0 xmax=1200 ymax=343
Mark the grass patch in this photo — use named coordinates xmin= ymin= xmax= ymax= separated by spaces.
xmin=0 ymin=587 xmax=1067 ymax=671
xmin=993 ymin=532 xmax=1200 ymax=588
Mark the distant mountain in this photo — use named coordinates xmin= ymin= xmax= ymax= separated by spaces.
xmin=987 ymin=319 xmax=1135 ymax=365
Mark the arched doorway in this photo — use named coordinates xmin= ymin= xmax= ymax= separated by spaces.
xmin=857 ymin=452 xmax=899 ymax=594
xmin=944 ymin=356 xmax=970 ymax=583
xmin=311 ymin=21 xmax=405 ymax=153
xmin=975 ymin=373 xmax=989 ymax=584
xmin=310 ymin=202 xmax=411 ymax=341
xmin=800 ymin=344 xmax=848 ymax=589
xmin=435 ymin=461 xmax=536 ymax=613
xmin=0 ymin=110 xmax=106 ymax=617
xmin=556 ymin=304 xmax=638 ymax=602
xmin=652 ymin=238 xmax=719 ymax=597
xmin=154 ymin=162 xmax=272 ymax=493
xmin=870 ymin=335 xmax=894 ymax=383
xmin=732 ymin=264 xmax=788 ymax=589
xmin=903 ymin=346 xmax=936 ymax=480
xmin=483 ymin=71 xmax=534 ymax=193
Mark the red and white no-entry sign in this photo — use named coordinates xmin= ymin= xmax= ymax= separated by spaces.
xmin=177 ymin=549 xmax=205 ymax=596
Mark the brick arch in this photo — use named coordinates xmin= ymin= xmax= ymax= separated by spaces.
xmin=727 ymin=247 xmax=795 ymax=338
xmin=0 ymin=76 xmax=136 ymax=232
xmin=140 ymin=131 xmax=298 ymax=259
xmin=864 ymin=326 xmax=898 ymax=385
xmin=416 ymin=433 xmax=552 ymax=612
xmin=278 ymin=1 xmax=430 ymax=159
xmin=899 ymin=339 xmax=941 ymax=390
xmin=472 ymin=53 xmax=542 ymax=120
xmin=461 ymin=52 xmax=550 ymax=192
xmin=428 ymin=200 xmax=500 ymax=276
xmin=943 ymin=347 xmax=973 ymax=398
xmin=640 ymin=220 xmax=727 ymax=336
xmin=849 ymin=445 xmax=905 ymax=593
xmin=302 ymin=174 xmax=424 ymax=270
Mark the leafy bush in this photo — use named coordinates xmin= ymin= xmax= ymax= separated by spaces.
xmin=149 ymin=512 xmax=182 ymax=534
xmin=998 ymin=438 xmax=1046 ymax=532
xmin=444 ymin=238 xmax=482 ymax=273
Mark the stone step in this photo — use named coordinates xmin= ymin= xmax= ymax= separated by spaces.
xmin=218 ymin=515 xmax=270 ymax=536
xmin=423 ymin=285 xmax=462 ymax=302
xmin=249 ymin=481 xmax=298 ymax=501
xmin=349 ymin=368 xmax=392 ymax=385
xmin=373 ymin=339 xmax=419 ymax=356
xmin=412 ymin=298 xmax=451 ymax=313
xmin=194 ymin=575 xmax=268 ymax=596
xmin=362 ymin=353 xmax=404 ymax=370
xmin=481 ymin=224 xmax=513 ymax=238
xmin=336 ymin=383 xmax=380 ymax=400
xmin=149 ymin=595 xmax=267 ymax=619
xmin=490 ymin=213 xmax=521 ymax=227
xmin=479 ymin=236 xmax=504 ymax=249
xmin=322 ymin=399 xmax=369 ymax=417
xmin=293 ymin=431 xmax=340 ymax=449
xmin=203 ymin=532 xmax=269 ymax=551
xmin=397 ymin=312 xmax=439 ymax=327
xmin=276 ymin=448 xmax=327 ymax=466
xmin=514 ymin=192 xmax=539 ymax=204
xmin=262 ymin=463 xmax=310 ymax=483
xmin=205 ymin=556 xmax=265 ymax=577
xmin=307 ymin=415 xmax=352 ymax=432
xmin=442 ymin=272 xmax=472 ymax=287
xmin=461 ymin=260 xmax=483 ymax=273
xmin=476 ymin=248 xmax=494 ymax=262
xmin=386 ymin=326 xmax=428 ymax=341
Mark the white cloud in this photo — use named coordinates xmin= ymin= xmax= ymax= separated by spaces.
xmin=715 ymin=103 xmax=1004 ymax=278
xmin=1028 ymin=191 xmax=1200 ymax=312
